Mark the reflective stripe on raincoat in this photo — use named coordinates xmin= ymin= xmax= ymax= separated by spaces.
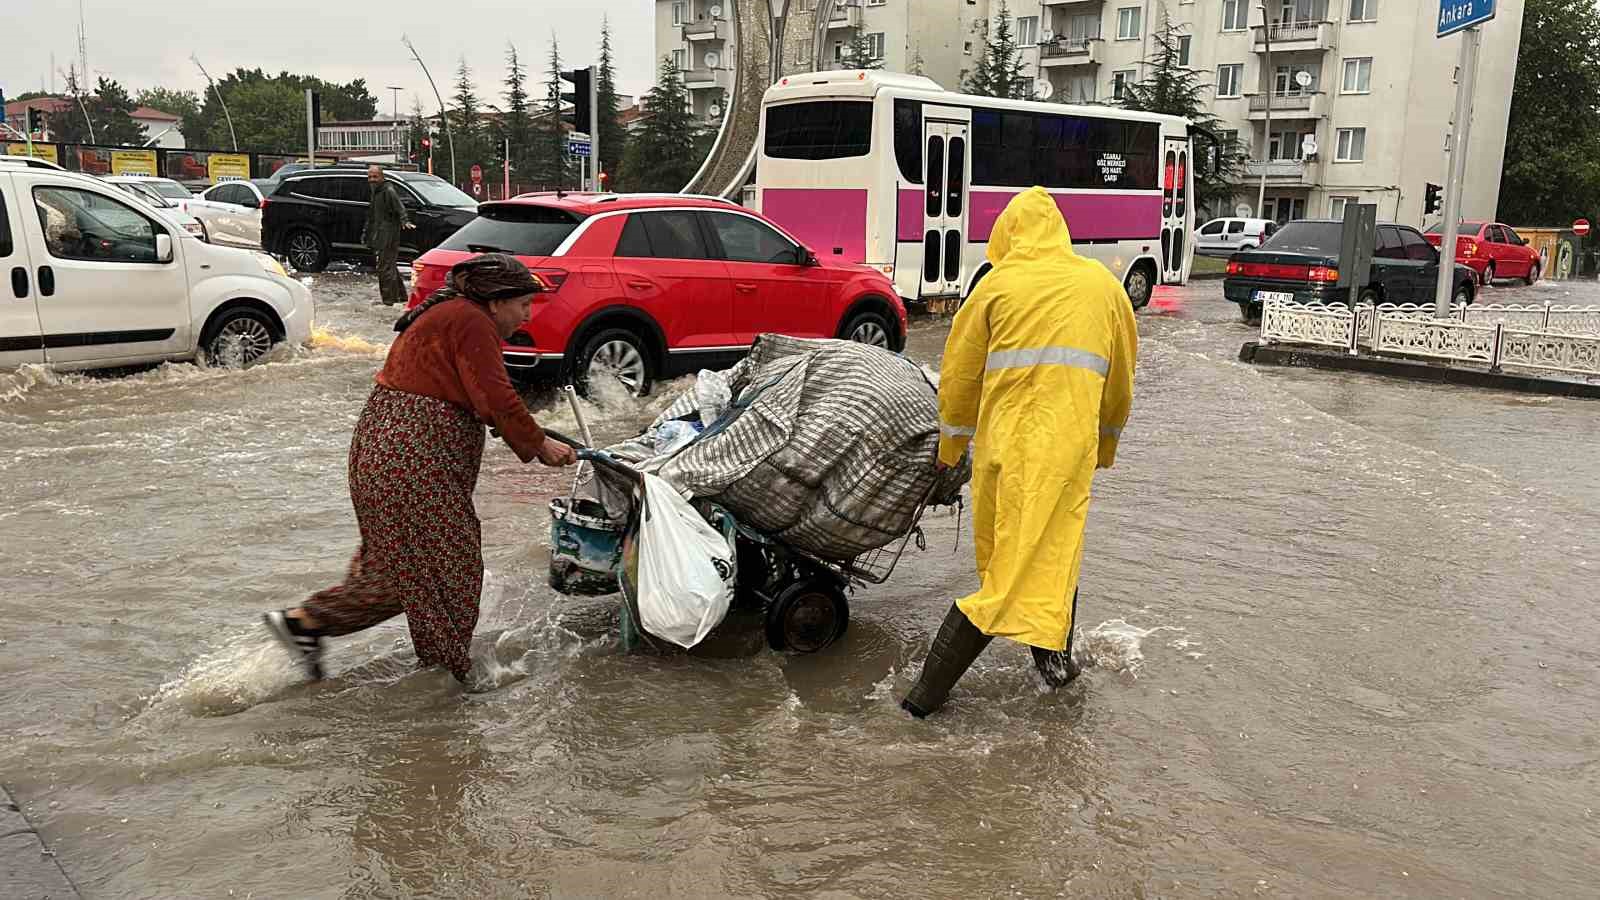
xmin=937 ymin=187 xmax=1137 ymax=651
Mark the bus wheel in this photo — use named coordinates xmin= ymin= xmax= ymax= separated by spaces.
xmin=1125 ymin=262 xmax=1156 ymax=310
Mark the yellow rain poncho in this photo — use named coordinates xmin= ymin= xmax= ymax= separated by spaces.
xmin=938 ymin=187 xmax=1137 ymax=651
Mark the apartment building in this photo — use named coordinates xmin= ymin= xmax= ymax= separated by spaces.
xmin=653 ymin=0 xmax=1523 ymax=223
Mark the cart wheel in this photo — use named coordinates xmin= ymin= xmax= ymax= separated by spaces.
xmin=765 ymin=579 xmax=849 ymax=653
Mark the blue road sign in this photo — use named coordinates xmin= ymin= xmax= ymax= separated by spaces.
xmin=1438 ymin=0 xmax=1495 ymax=38
xmin=567 ymin=139 xmax=592 ymax=158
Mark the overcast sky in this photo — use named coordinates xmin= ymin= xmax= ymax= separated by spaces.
xmin=5 ymin=0 xmax=658 ymax=113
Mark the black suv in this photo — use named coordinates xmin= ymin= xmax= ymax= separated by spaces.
xmin=262 ymin=168 xmax=478 ymax=272
xmin=1224 ymin=219 xmax=1477 ymax=323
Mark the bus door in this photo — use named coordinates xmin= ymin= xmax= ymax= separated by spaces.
xmin=920 ymin=107 xmax=970 ymax=299
xmin=1161 ymin=137 xmax=1189 ymax=283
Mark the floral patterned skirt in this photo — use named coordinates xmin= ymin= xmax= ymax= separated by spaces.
xmin=303 ymin=384 xmax=487 ymax=680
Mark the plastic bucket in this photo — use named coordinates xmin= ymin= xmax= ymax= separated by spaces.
xmin=548 ymin=497 xmax=626 ymax=596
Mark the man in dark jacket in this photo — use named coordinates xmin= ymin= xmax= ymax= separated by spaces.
xmin=363 ymin=165 xmax=413 ymax=305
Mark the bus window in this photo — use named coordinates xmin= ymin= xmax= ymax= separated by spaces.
xmin=764 ymin=101 xmax=873 ymax=160
xmin=894 ymin=99 xmax=923 ymax=184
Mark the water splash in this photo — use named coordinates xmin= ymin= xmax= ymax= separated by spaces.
xmin=0 ymin=364 xmax=65 ymax=403
xmin=144 ymin=629 xmax=306 ymax=718
xmin=1076 ymin=618 xmax=1191 ymax=677
xmin=309 ymin=326 xmax=388 ymax=355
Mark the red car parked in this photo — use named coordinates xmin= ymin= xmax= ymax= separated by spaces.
xmin=1423 ymin=221 xmax=1543 ymax=286
xmin=407 ymin=193 xmax=907 ymax=395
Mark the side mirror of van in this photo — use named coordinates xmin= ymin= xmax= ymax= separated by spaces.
xmin=156 ymin=232 xmax=174 ymax=263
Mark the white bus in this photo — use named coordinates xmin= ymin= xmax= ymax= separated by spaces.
xmin=752 ymin=71 xmax=1203 ymax=309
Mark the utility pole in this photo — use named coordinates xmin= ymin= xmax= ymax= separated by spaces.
xmin=1256 ymin=2 xmax=1272 ymax=220
xmin=589 ymin=68 xmax=600 ymax=191
xmin=403 ymin=35 xmax=456 ymax=183
xmin=1433 ymin=25 xmax=1482 ymax=318
xmin=387 ymin=86 xmax=403 ymax=163
xmin=192 ymin=55 xmax=238 ymax=151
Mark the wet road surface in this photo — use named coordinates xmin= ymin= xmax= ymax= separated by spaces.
xmin=2 ymin=272 xmax=1597 ymax=898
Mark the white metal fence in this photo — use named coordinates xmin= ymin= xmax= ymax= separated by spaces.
xmin=1260 ymin=300 xmax=1600 ymax=379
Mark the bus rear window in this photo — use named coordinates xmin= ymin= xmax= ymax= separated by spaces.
xmin=764 ymin=101 xmax=873 ymax=160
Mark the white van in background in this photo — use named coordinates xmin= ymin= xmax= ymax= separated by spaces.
xmin=0 ymin=163 xmax=314 ymax=372
xmin=1196 ymin=217 xmax=1279 ymax=256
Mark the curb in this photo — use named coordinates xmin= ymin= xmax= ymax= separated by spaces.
xmin=1239 ymin=341 xmax=1600 ymax=399
xmin=1 ymin=785 xmax=79 ymax=899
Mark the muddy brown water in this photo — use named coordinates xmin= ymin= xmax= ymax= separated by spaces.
xmin=2 ymin=272 xmax=1598 ymax=898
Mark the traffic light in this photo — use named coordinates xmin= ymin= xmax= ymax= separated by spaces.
xmin=1424 ymin=182 xmax=1442 ymax=216
xmin=561 ymin=67 xmax=593 ymax=133
xmin=421 ymin=137 xmax=432 ymax=150
xmin=27 ymin=107 xmax=44 ymax=133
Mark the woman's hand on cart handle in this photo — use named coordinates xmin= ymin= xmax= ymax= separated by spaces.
xmin=536 ymin=440 xmax=578 ymax=468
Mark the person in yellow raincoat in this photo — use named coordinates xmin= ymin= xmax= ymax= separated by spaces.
xmin=902 ymin=187 xmax=1137 ymax=719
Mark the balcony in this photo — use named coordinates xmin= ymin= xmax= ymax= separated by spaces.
xmin=1042 ymin=0 xmax=1103 ymax=7
xmin=1244 ymin=159 xmax=1311 ymax=183
xmin=1039 ymin=38 xmax=1102 ymax=68
xmin=683 ymin=67 xmax=733 ymax=91
xmin=1254 ymin=20 xmax=1337 ymax=53
xmin=827 ymin=5 xmax=862 ymax=29
xmin=681 ymin=17 xmax=728 ymax=43
xmin=1246 ymin=91 xmax=1326 ymax=120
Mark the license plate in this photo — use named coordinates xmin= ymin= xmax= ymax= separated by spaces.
xmin=1254 ymin=290 xmax=1295 ymax=304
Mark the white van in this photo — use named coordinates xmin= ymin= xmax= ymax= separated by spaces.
xmin=1196 ymin=217 xmax=1279 ymax=257
xmin=0 ymin=165 xmax=313 ymax=372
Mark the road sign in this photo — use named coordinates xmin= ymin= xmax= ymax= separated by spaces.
xmin=567 ymin=139 xmax=591 ymax=158
xmin=1574 ymin=219 xmax=1591 ymax=237
xmin=470 ymin=164 xmax=483 ymax=184
xmin=1438 ymin=0 xmax=1494 ymax=38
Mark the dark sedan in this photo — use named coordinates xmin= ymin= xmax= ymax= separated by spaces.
xmin=1225 ymin=220 xmax=1478 ymax=323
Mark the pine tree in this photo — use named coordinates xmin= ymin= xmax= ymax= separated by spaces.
xmin=448 ymin=57 xmax=491 ymax=190
xmin=530 ymin=37 xmax=571 ymax=190
xmin=618 ymin=57 xmax=700 ymax=192
xmin=48 ymin=75 xmax=144 ymax=146
xmin=842 ymin=28 xmax=883 ymax=70
xmin=500 ymin=43 xmax=536 ymax=189
xmin=596 ymin=16 xmax=628 ymax=180
xmin=1120 ymin=14 xmax=1243 ymax=214
xmin=963 ymin=1 xmax=1031 ymax=99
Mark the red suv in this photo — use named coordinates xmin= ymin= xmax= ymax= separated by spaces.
xmin=406 ymin=194 xmax=907 ymax=394
xmin=1423 ymin=221 xmax=1543 ymax=286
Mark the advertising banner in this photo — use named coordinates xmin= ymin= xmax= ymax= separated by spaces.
xmin=74 ymin=147 xmax=114 ymax=175
xmin=207 ymin=153 xmax=251 ymax=183
xmin=5 ymin=142 xmax=59 ymax=164
xmin=112 ymin=149 xmax=159 ymax=176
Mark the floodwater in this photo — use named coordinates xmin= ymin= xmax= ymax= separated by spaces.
xmin=3 ymin=272 xmax=1597 ymax=898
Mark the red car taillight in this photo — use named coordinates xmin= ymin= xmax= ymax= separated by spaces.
xmin=1231 ymin=261 xmax=1338 ymax=282
xmin=530 ymin=267 xmax=569 ymax=291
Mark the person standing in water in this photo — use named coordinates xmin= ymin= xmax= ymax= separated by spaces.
xmin=902 ymin=187 xmax=1137 ymax=718
xmin=265 ymin=254 xmax=576 ymax=683
xmin=364 ymin=165 xmax=413 ymax=305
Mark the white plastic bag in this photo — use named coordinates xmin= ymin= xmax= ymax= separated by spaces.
xmin=693 ymin=369 xmax=733 ymax=427
xmin=653 ymin=419 xmax=703 ymax=456
xmin=635 ymin=473 xmax=736 ymax=648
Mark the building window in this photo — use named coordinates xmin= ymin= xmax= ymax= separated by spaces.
xmin=1269 ymin=129 xmax=1311 ymax=160
xmin=1068 ymin=75 xmax=1097 ymax=103
xmin=1178 ymin=35 xmax=1192 ymax=67
xmin=1016 ymin=16 xmax=1040 ymax=46
xmin=1222 ymin=0 xmax=1249 ymax=32
xmin=1216 ymin=64 xmax=1243 ymax=98
xmin=867 ymin=32 xmax=886 ymax=60
xmin=1112 ymin=69 xmax=1135 ymax=100
xmin=1335 ymin=127 xmax=1366 ymax=162
xmin=964 ymin=41 xmax=974 ymax=55
xmin=673 ymin=49 xmax=687 ymax=71
xmin=833 ymin=41 xmax=845 ymax=63
xmin=1342 ymin=57 xmax=1372 ymax=93
xmin=867 ymin=0 xmax=886 ymax=6
xmin=1068 ymin=13 xmax=1101 ymax=43
xmin=1275 ymin=66 xmax=1316 ymax=95
xmin=1348 ymin=0 xmax=1377 ymax=22
xmin=1329 ymin=195 xmax=1358 ymax=219
xmin=1117 ymin=7 xmax=1142 ymax=40
xmin=672 ymin=2 xmax=686 ymax=26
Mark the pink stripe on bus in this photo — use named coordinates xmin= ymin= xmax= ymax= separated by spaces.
xmin=761 ymin=188 xmax=869 ymax=263
xmin=897 ymin=189 xmax=923 ymax=242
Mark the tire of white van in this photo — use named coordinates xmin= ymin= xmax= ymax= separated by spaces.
xmin=202 ymin=307 xmax=279 ymax=369
xmin=1124 ymin=262 xmax=1156 ymax=310
xmin=284 ymin=228 xmax=328 ymax=273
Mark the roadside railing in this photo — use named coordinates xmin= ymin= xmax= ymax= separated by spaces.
xmin=1261 ymin=300 xmax=1600 ymax=379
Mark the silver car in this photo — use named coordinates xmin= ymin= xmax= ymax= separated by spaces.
xmin=101 ymin=177 xmax=208 ymax=241
xmin=189 ymin=179 xmax=270 ymax=248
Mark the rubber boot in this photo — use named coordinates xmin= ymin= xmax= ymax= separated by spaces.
xmin=901 ymin=604 xmax=993 ymax=719
xmin=1032 ymin=588 xmax=1082 ymax=688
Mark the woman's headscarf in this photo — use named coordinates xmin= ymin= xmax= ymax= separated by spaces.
xmin=394 ymin=253 xmax=544 ymax=333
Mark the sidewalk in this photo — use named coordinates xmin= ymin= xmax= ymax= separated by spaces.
xmin=1240 ymin=341 xmax=1600 ymax=399
xmin=2 ymin=786 xmax=79 ymax=899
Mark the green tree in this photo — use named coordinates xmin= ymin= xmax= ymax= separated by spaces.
xmin=134 ymin=87 xmax=201 ymax=132
xmin=596 ymin=16 xmax=628 ymax=179
xmin=528 ymin=38 xmax=571 ymax=190
xmin=1497 ymin=0 xmax=1600 ymax=225
xmin=963 ymin=0 xmax=1030 ymax=99
xmin=1120 ymin=14 xmax=1244 ymax=215
xmin=498 ymin=43 xmax=536 ymax=186
xmin=842 ymin=28 xmax=883 ymax=70
xmin=187 ymin=69 xmax=378 ymax=151
xmin=447 ymin=57 xmax=496 ymax=190
xmin=618 ymin=57 xmax=700 ymax=192
xmin=49 ymin=76 xmax=144 ymax=146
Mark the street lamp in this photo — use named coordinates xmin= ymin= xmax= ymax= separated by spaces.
xmin=1256 ymin=3 xmax=1272 ymax=220
xmin=191 ymin=54 xmax=238 ymax=151
xmin=402 ymin=35 xmax=456 ymax=183
xmin=387 ymin=86 xmax=403 ymax=163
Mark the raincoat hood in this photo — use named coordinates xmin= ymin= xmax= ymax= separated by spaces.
xmin=986 ymin=187 xmax=1075 ymax=267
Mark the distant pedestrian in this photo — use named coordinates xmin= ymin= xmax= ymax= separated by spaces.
xmin=264 ymin=254 xmax=576 ymax=684
xmin=364 ymin=165 xmax=413 ymax=305
xmin=902 ymin=188 xmax=1137 ymax=718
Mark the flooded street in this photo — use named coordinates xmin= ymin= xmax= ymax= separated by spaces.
xmin=3 ymin=273 xmax=1598 ymax=898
